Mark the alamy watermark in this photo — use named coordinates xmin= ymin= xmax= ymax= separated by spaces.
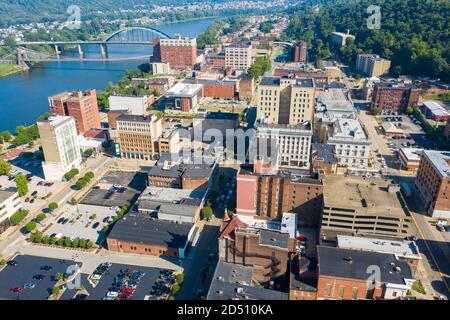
xmin=65 ymin=5 xmax=81 ymax=30
xmin=367 ymin=5 xmax=381 ymax=30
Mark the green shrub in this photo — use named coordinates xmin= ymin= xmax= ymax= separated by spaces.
xmin=49 ymin=237 xmax=57 ymax=245
xmin=36 ymin=213 xmax=46 ymax=222
xmin=175 ymin=274 xmax=184 ymax=285
xmin=10 ymin=209 xmax=29 ymax=225
xmin=79 ymin=239 xmax=87 ymax=249
xmin=86 ymin=240 xmax=94 ymax=249
xmin=41 ymin=235 xmax=50 ymax=245
xmin=52 ymin=286 xmax=61 ymax=296
xmin=201 ymin=207 xmax=213 ymax=220
xmin=72 ymin=238 xmax=79 ymax=248
xmin=171 ymin=283 xmax=180 ymax=295
xmin=25 ymin=221 xmax=37 ymax=232
xmin=76 ymin=178 xmax=88 ymax=189
xmin=54 ymin=272 xmax=63 ymax=281
xmin=64 ymin=238 xmax=72 ymax=247
xmin=48 ymin=202 xmax=58 ymax=211
xmin=56 ymin=237 xmax=64 ymax=246
xmin=0 ymin=259 xmax=7 ymax=266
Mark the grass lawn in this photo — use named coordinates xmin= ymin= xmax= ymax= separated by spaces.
xmin=0 ymin=63 xmax=22 ymax=77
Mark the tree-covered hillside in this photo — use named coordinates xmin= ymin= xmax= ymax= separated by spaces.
xmin=0 ymin=0 xmax=215 ymax=26
xmin=286 ymin=0 xmax=450 ymax=81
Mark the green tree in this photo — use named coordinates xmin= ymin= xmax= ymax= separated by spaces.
xmin=48 ymin=202 xmax=58 ymax=211
xmin=10 ymin=209 xmax=29 ymax=225
xmin=72 ymin=238 xmax=79 ymax=248
xmin=14 ymin=174 xmax=29 ymax=196
xmin=175 ymin=274 xmax=184 ymax=285
xmin=79 ymin=239 xmax=87 ymax=249
xmin=64 ymin=238 xmax=72 ymax=247
xmin=0 ymin=159 xmax=11 ymax=176
xmin=36 ymin=213 xmax=46 ymax=222
xmin=373 ymin=106 xmax=382 ymax=115
xmin=25 ymin=221 xmax=37 ymax=232
xmin=1 ymin=131 xmax=12 ymax=142
xmin=52 ymin=286 xmax=61 ymax=296
xmin=171 ymin=283 xmax=180 ymax=295
xmin=406 ymin=106 xmax=414 ymax=114
xmin=76 ymin=178 xmax=87 ymax=189
xmin=86 ymin=240 xmax=94 ymax=249
xmin=201 ymin=207 xmax=213 ymax=221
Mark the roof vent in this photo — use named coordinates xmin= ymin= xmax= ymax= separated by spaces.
xmin=236 ymin=287 xmax=244 ymax=294
xmin=395 ymin=266 xmax=402 ymax=273
xmin=344 ymin=257 xmax=353 ymax=263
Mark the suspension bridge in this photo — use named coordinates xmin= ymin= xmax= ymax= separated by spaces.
xmin=0 ymin=26 xmax=171 ymax=68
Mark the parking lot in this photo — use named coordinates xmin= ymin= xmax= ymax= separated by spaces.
xmin=61 ymin=262 xmax=174 ymax=300
xmin=0 ymin=255 xmax=78 ymax=300
xmin=379 ymin=113 xmax=439 ymax=150
xmin=44 ymin=204 xmax=114 ymax=244
xmin=0 ymin=158 xmax=63 ymax=212
xmin=44 ymin=171 xmax=147 ymax=244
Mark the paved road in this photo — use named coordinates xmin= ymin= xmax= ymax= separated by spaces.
xmin=0 ymin=156 xmax=112 ymax=257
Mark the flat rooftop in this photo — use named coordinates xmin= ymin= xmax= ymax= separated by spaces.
xmin=206 ymin=262 xmax=289 ymax=300
xmin=108 ymin=215 xmax=193 ymax=249
xmin=165 ymin=83 xmax=202 ymax=97
xmin=0 ymin=190 xmax=16 ymax=203
xmin=139 ymin=186 xmax=206 ymax=203
xmin=193 ymin=111 xmax=239 ymax=121
xmin=330 ymin=118 xmax=369 ymax=141
xmin=318 ymin=246 xmax=414 ymax=285
xmin=423 ymin=150 xmax=450 ymax=177
xmin=337 ymin=235 xmax=421 ymax=260
xmin=312 ymin=143 xmax=336 ymax=165
xmin=323 ymin=175 xmax=407 ymax=217
xmin=316 ymin=89 xmax=354 ymax=112
xmin=148 ymin=153 xmax=216 ymax=180
xmin=259 ymin=76 xmax=314 ymax=88
xmin=400 ymin=148 xmax=424 ymax=161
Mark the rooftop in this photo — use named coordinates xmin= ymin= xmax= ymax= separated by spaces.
xmin=337 ymin=235 xmax=421 ymax=260
xmin=318 ymin=246 xmax=414 ymax=285
xmin=38 ymin=115 xmax=73 ymax=127
xmin=165 ymin=83 xmax=202 ymax=97
xmin=423 ymin=150 xmax=450 ymax=177
xmin=316 ymin=89 xmax=354 ymax=112
xmin=0 ymin=190 xmax=16 ymax=203
xmin=330 ymin=118 xmax=369 ymax=142
xmin=193 ymin=111 xmax=239 ymax=121
xmin=108 ymin=215 xmax=193 ymax=249
xmin=400 ymin=148 xmax=424 ymax=161
xmin=207 ymin=262 xmax=289 ymax=300
xmin=148 ymin=153 xmax=217 ymax=180
xmin=323 ymin=175 xmax=407 ymax=217
xmin=116 ymin=114 xmax=158 ymax=123
xmin=259 ymin=76 xmax=314 ymax=88
xmin=423 ymin=101 xmax=450 ymax=117
xmin=312 ymin=143 xmax=336 ymax=165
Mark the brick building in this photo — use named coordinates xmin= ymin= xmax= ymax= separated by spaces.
xmin=371 ymin=81 xmax=420 ymax=113
xmin=195 ymin=79 xmax=236 ymax=99
xmin=218 ymin=215 xmax=293 ymax=285
xmin=289 ymin=255 xmax=317 ymax=300
xmin=414 ymin=150 xmax=450 ymax=218
xmin=311 ymin=143 xmax=338 ymax=176
xmin=48 ymin=90 xmax=101 ymax=135
xmin=147 ymin=153 xmax=218 ymax=191
xmin=163 ymin=83 xmax=203 ymax=112
xmin=317 ymin=246 xmax=415 ymax=300
xmin=236 ymin=163 xmax=323 ymax=226
xmin=238 ymin=74 xmax=255 ymax=100
xmin=152 ymin=36 xmax=197 ymax=69
xmin=294 ymin=41 xmax=308 ymax=63
xmin=107 ymin=214 xmax=194 ymax=259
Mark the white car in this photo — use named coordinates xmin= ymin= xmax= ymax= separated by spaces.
xmin=107 ymin=291 xmax=119 ymax=298
xmin=90 ymin=273 xmax=101 ymax=280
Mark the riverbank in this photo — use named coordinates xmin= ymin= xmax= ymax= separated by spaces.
xmin=0 ymin=64 xmax=23 ymax=78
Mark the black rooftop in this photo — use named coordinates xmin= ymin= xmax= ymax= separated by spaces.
xmin=108 ymin=216 xmax=193 ymax=249
xmin=312 ymin=143 xmax=336 ymax=165
xmin=318 ymin=246 xmax=415 ymax=285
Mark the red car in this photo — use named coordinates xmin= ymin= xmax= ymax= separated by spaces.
xmin=10 ymin=287 xmax=23 ymax=294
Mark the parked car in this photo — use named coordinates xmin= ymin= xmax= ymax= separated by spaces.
xmin=7 ymin=260 xmax=18 ymax=267
xmin=92 ymin=222 xmax=100 ymax=229
xmin=33 ymin=275 xmax=45 ymax=280
xmin=41 ymin=265 xmax=53 ymax=271
xmin=23 ymin=283 xmax=35 ymax=289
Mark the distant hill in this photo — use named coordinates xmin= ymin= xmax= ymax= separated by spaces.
xmin=0 ymin=0 xmax=206 ymax=26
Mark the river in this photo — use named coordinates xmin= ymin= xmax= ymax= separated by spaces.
xmin=0 ymin=18 xmax=216 ymax=132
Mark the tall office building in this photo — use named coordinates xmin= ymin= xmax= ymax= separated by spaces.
xmin=38 ymin=116 xmax=82 ymax=182
xmin=116 ymin=114 xmax=162 ymax=160
xmin=152 ymin=36 xmax=197 ymax=69
xmin=48 ymin=90 xmax=101 ymax=135
xmin=356 ymin=54 xmax=391 ymax=77
xmin=225 ymin=43 xmax=253 ymax=71
xmin=256 ymin=76 xmax=316 ymax=125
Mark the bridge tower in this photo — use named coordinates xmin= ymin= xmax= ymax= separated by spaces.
xmin=100 ymin=44 xmax=109 ymax=59
xmin=77 ymin=44 xmax=84 ymax=59
xmin=16 ymin=48 xmax=30 ymax=70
